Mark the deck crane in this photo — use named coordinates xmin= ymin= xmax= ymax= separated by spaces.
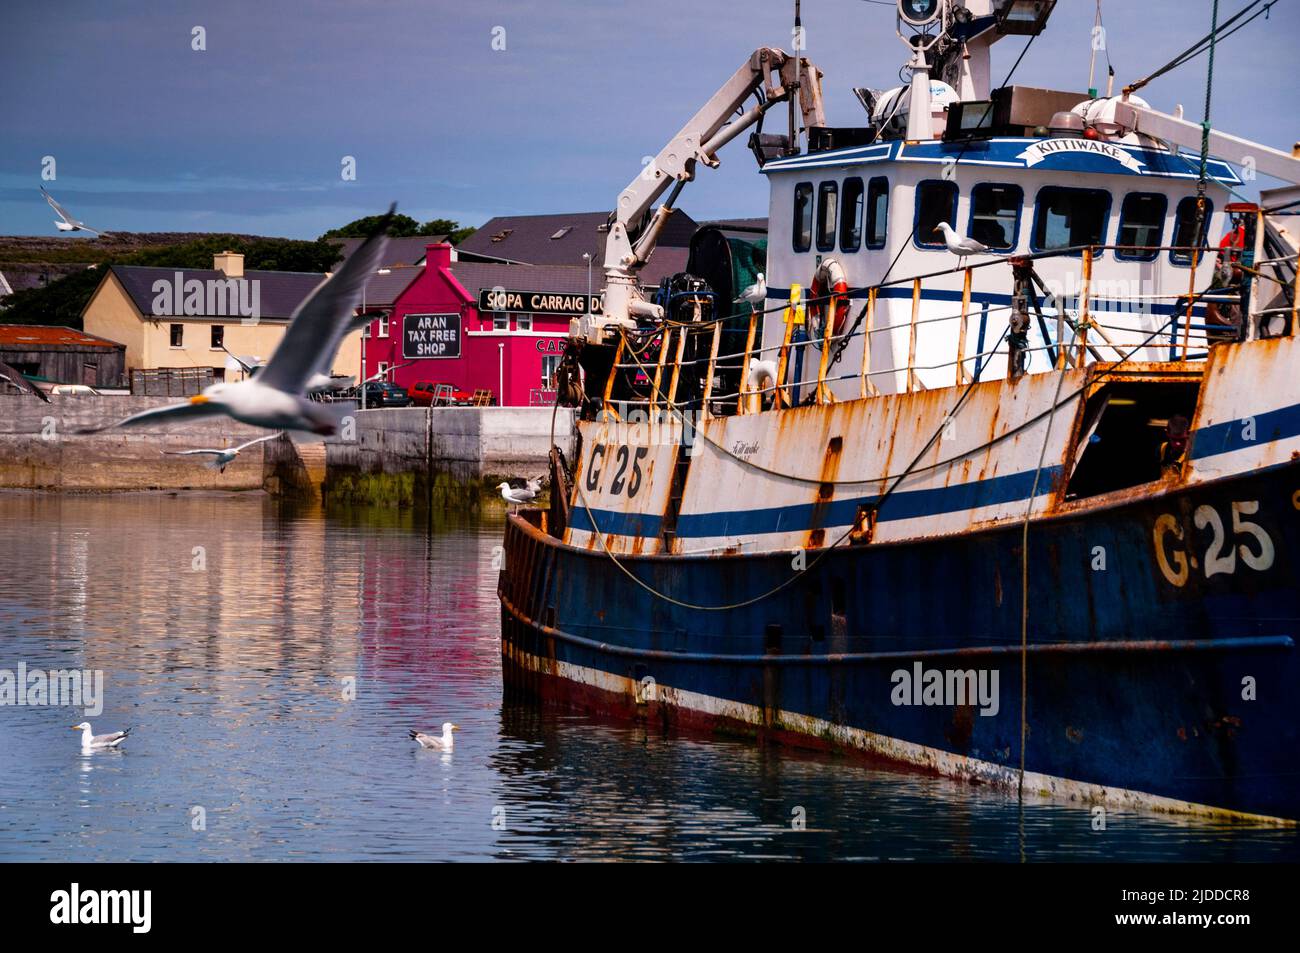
xmin=575 ymin=47 xmax=825 ymax=345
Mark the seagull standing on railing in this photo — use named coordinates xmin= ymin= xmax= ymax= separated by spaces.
xmin=739 ymin=272 xmax=767 ymax=313
xmin=933 ymin=223 xmax=989 ymax=267
xmin=498 ymin=481 xmax=537 ymax=513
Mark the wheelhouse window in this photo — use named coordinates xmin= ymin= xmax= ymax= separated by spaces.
xmin=867 ymin=177 xmax=889 ymax=249
xmin=793 ymin=182 xmax=814 ymax=252
xmin=1116 ymin=193 xmax=1167 ymax=261
xmin=1171 ymin=196 xmax=1213 ymax=265
xmin=915 ymin=180 xmax=958 ymax=249
xmin=840 ymin=177 xmax=864 ymax=252
xmin=816 ymin=181 xmax=838 ymax=252
xmin=968 ymin=184 xmax=1022 ymax=251
xmin=1031 ymin=187 xmax=1110 ymax=254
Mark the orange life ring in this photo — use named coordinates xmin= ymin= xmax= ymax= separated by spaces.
xmin=809 ymin=258 xmax=850 ymax=344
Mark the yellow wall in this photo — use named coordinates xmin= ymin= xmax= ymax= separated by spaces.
xmin=82 ymin=272 xmax=363 ymax=381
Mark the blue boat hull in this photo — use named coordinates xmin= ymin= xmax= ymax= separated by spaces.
xmin=499 ymin=460 xmax=1300 ymax=821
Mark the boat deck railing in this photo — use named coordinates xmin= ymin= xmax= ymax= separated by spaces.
xmin=600 ymin=237 xmax=1299 ymax=420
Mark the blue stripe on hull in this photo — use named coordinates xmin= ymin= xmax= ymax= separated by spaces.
xmin=503 ymin=459 xmax=1300 ymax=820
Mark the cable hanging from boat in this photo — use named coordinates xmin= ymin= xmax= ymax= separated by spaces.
xmin=1123 ymin=0 xmax=1275 ymax=96
xmin=573 ymin=316 xmax=1180 ymax=613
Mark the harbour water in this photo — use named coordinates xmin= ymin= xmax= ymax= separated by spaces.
xmin=0 ymin=492 xmax=1296 ymax=862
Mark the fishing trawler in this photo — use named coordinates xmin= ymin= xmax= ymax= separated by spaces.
xmin=498 ymin=0 xmax=1300 ymax=822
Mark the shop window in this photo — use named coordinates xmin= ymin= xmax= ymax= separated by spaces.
xmin=816 ymin=181 xmax=838 ymax=252
xmin=210 ymin=325 xmax=224 ymax=349
xmin=541 ymin=354 xmax=562 ymax=388
xmin=169 ymin=324 xmax=184 ymax=348
xmin=1115 ymin=192 xmax=1167 ymax=261
xmin=793 ymin=182 xmax=813 ymax=252
xmin=968 ymin=184 xmax=1022 ymax=251
xmin=867 ymin=177 xmax=889 ymax=249
xmin=914 ymin=180 xmax=959 ymax=249
xmin=840 ymin=178 xmax=863 ymax=253
xmin=1171 ymin=196 xmax=1213 ymax=265
xmin=516 ymin=313 xmax=532 ymax=331
xmin=493 ymin=312 xmax=509 ymax=331
xmin=1031 ymin=187 xmax=1110 ymax=254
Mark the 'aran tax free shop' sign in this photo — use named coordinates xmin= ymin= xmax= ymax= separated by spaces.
xmin=403 ymin=313 xmax=461 ymax=359
xmin=478 ymin=288 xmax=603 ymax=317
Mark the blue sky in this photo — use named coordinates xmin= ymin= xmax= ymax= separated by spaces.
xmin=1 ymin=0 xmax=1295 ymax=238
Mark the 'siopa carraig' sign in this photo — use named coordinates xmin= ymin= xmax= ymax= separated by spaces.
xmin=403 ymin=313 xmax=461 ymax=359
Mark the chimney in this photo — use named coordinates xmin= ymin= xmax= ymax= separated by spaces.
xmin=425 ymin=242 xmax=452 ymax=270
xmin=213 ymin=250 xmax=245 ymax=278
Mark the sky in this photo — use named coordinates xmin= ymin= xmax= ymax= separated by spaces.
xmin=1 ymin=0 xmax=1295 ymax=239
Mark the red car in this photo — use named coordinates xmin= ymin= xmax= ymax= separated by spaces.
xmin=408 ymin=381 xmax=472 ymax=407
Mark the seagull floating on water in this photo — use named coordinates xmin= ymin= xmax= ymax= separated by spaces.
xmin=739 ymin=272 xmax=767 ymax=311
xmin=72 ymin=722 xmax=132 ymax=751
xmin=498 ymin=480 xmax=538 ymax=512
xmin=160 ymin=432 xmax=281 ymax=473
xmin=409 ymin=723 xmax=458 ymax=751
xmin=42 ymin=186 xmax=108 ymax=237
xmin=933 ymin=222 xmax=989 ymax=267
xmin=79 ymin=206 xmax=395 ymax=437
xmin=0 ymin=358 xmax=50 ymax=401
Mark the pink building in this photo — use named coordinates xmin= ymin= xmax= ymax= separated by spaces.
xmin=360 ymin=244 xmax=602 ymax=407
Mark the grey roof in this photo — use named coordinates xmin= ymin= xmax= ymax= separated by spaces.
xmin=330 ymin=235 xmax=443 ymax=270
xmin=107 ymin=265 xmax=325 ymax=320
xmin=359 ymin=267 xmax=422 ymax=308
xmin=456 ymin=210 xmax=698 ymax=267
xmin=447 ymin=262 xmax=601 ymax=296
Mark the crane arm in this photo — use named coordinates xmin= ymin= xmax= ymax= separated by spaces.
xmin=1112 ymin=99 xmax=1300 ymax=185
xmin=587 ymin=47 xmax=824 ymax=337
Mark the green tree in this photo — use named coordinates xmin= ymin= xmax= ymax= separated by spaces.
xmin=321 ymin=215 xmax=476 ymax=244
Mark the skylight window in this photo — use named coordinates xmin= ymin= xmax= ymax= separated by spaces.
xmin=551 ymin=227 xmax=572 ymax=240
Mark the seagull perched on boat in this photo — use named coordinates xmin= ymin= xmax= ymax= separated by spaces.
xmin=160 ymin=432 xmax=281 ymax=473
xmin=409 ymin=723 xmax=458 ymax=751
xmin=78 ymin=206 xmax=395 ymax=437
xmin=933 ymin=222 xmax=989 ymax=266
xmin=42 ymin=186 xmax=108 ymax=237
xmin=0 ymin=358 xmax=50 ymax=401
xmin=739 ymin=272 xmax=767 ymax=312
xmin=71 ymin=722 xmax=132 ymax=751
xmin=498 ymin=481 xmax=538 ymax=512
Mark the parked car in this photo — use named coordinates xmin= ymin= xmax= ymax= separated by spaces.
xmin=359 ymin=381 xmax=413 ymax=408
xmin=408 ymin=381 xmax=472 ymax=407
xmin=49 ymin=384 xmax=100 ymax=396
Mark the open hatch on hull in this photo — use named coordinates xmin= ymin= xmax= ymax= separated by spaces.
xmin=1064 ymin=378 xmax=1202 ymax=500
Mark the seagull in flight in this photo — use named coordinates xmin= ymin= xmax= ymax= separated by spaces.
xmin=409 ymin=723 xmax=458 ymax=751
xmin=41 ymin=186 xmax=108 ymax=237
xmin=739 ymin=272 xmax=767 ymax=312
xmin=498 ymin=480 xmax=538 ymax=512
xmin=160 ymin=432 xmax=281 ymax=472
xmin=79 ymin=206 xmax=395 ymax=437
xmin=933 ymin=222 xmax=988 ymax=267
xmin=0 ymin=358 xmax=50 ymax=401
xmin=71 ymin=722 xmax=132 ymax=751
